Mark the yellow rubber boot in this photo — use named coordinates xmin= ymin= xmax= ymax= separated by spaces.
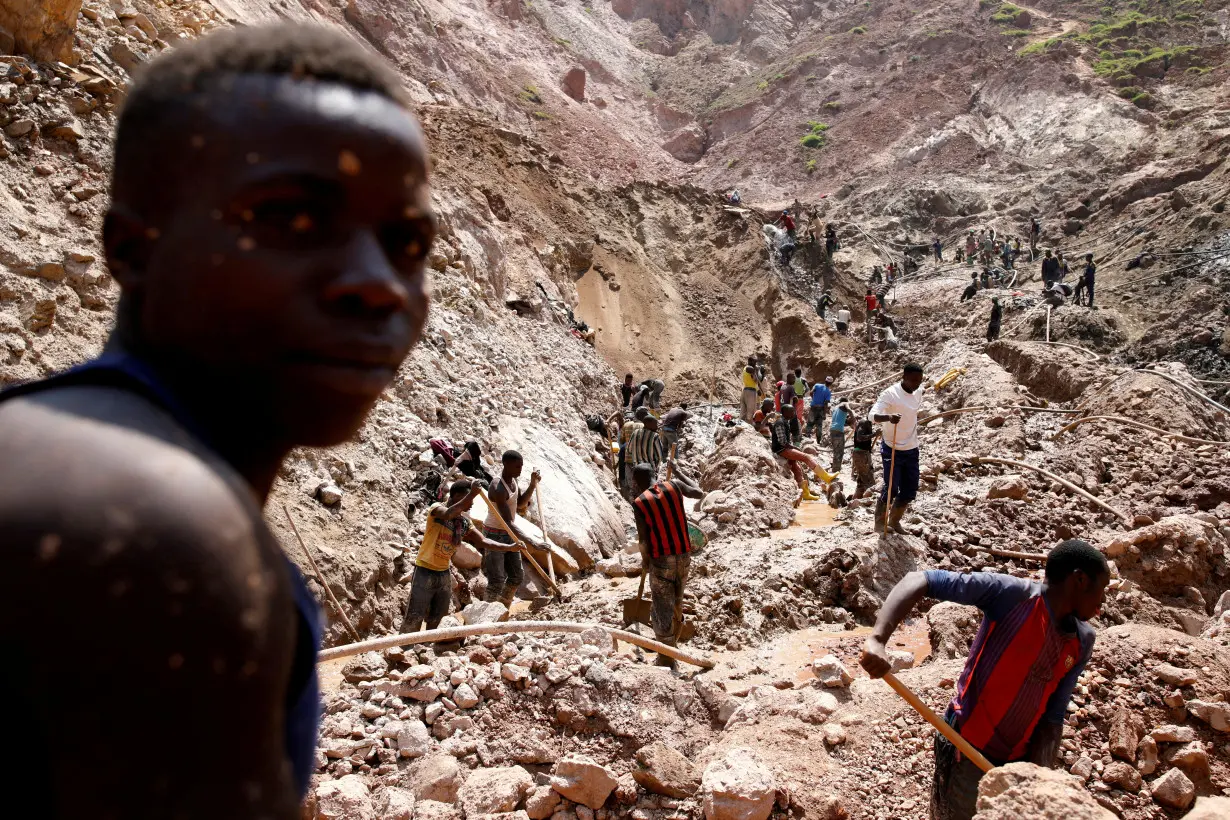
xmin=800 ymin=478 xmax=821 ymax=502
xmin=814 ymin=466 xmax=837 ymax=485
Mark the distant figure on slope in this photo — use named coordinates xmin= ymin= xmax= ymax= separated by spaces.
xmin=835 ymin=305 xmax=851 ymax=335
xmin=830 ymin=401 xmax=851 ymax=472
xmin=961 ymin=273 xmax=979 ymax=303
xmin=1074 ymin=253 xmax=1096 ymax=307
xmin=816 ymin=290 xmax=834 ymax=318
xmin=456 ymin=441 xmax=494 ymax=486
xmin=1040 ymin=249 xmax=1059 ymax=286
xmin=776 ymin=209 xmax=797 ymax=237
xmin=621 ymin=373 xmax=635 ymax=408
xmin=851 ymin=419 xmax=877 ymax=498
xmin=639 ymin=378 xmax=666 ymax=410
xmin=932 ymin=237 xmax=944 ymax=263
xmin=1029 ymin=216 xmax=1041 ymax=256
xmin=825 ymin=223 xmax=839 ymax=256
xmin=986 ymin=297 xmax=1002 ymax=343
xmin=740 ymin=356 xmax=760 ymax=421
xmin=805 ymin=376 xmax=833 ymax=443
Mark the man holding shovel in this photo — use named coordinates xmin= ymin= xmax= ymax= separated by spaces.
xmin=630 ymin=461 xmax=705 ymax=668
xmin=859 ymin=540 xmax=1109 ymax=820
xmin=871 ymin=363 xmax=924 ymax=534
xmin=482 ymin=450 xmax=544 ymax=606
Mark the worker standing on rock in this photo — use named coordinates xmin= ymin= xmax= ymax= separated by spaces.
xmin=483 ymin=451 xmax=543 ymax=606
xmin=630 ymin=462 xmax=706 ymax=667
xmin=871 ymin=363 xmax=924 ymax=534
xmin=740 ymin=356 xmax=760 ymax=421
xmin=860 ymin=540 xmax=1109 ymax=820
xmin=402 ymin=480 xmax=518 ymax=634
xmin=0 ymin=24 xmax=436 ymax=814
xmin=986 ymin=297 xmax=1002 ymax=343
xmin=960 ymin=273 xmax=978 ymax=303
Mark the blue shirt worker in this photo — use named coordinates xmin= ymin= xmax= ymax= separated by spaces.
xmin=860 ymin=541 xmax=1109 ymax=820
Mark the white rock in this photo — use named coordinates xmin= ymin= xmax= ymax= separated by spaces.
xmin=318 ymin=482 xmax=344 ymax=506
xmin=376 ymin=786 xmax=415 ymax=820
xmin=458 ymin=766 xmax=534 ymax=816
xmin=1150 ymin=767 xmax=1196 ymax=810
xmin=551 ymin=753 xmax=619 ymax=809
xmin=525 ymin=784 xmax=562 ymax=820
xmin=1187 ymin=700 xmax=1230 ymax=732
xmin=887 ymin=649 xmax=915 ymax=672
xmin=1153 ymin=663 xmax=1198 ymax=687
xmin=700 ymin=747 xmax=776 ymax=820
xmin=811 ymin=654 xmax=853 ymax=688
xmin=315 ymin=774 xmax=375 ymax=820
xmin=1151 ymin=725 xmax=1197 ymax=743
xmin=461 ymin=601 xmax=510 ymax=625
xmin=408 ymin=755 xmax=464 ymax=802
xmin=501 ymin=663 xmax=530 ymax=685
xmin=397 ymin=719 xmax=432 ymax=758
xmin=453 ymin=682 xmax=480 ymax=709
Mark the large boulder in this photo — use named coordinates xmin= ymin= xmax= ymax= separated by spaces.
xmin=493 ymin=416 xmax=622 ymax=569
xmin=315 ymin=775 xmax=377 ymax=820
xmin=550 ymin=754 xmax=618 ymax=809
xmin=974 ymin=762 xmax=1116 ymax=819
xmin=700 ymin=747 xmax=776 ymax=820
xmin=562 ymin=67 xmax=586 ymax=101
xmin=0 ymin=0 xmax=81 ymax=63
xmin=633 ymin=742 xmax=700 ymax=797
xmin=458 ymin=766 xmax=534 ymax=816
xmin=376 ymin=787 xmax=415 ymax=820
xmin=661 ymin=124 xmax=707 ymax=163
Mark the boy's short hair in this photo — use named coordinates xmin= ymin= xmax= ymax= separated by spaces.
xmin=501 ymin=450 xmax=523 ymax=464
xmin=113 ymin=24 xmax=408 ymax=209
xmin=448 ymin=479 xmax=472 ymax=498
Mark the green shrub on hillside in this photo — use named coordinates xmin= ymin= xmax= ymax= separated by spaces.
xmin=823 ymin=101 xmax=842 ymax=110
xmin=990 ymin=3 xmax=1024 ymax=24
xmin=850 ymin=25 xmax=867 ymax=34
xmin=1001 ymin=28 xmax=1031 ymax=36
xmin=800 ymin=121 xmax=829 ymax=149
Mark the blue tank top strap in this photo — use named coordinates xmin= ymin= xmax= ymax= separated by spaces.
xmin=0 ymin=354 xmax=321 ymax=798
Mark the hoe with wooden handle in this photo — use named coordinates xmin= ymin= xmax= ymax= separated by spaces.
xmin=883 ymin=672 xmax=993 ymax=773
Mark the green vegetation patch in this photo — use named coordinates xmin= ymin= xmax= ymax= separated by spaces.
xmin=850 ymin=25 xmax=867 ymax=34
xmin=799 ymin=120 xmax=830 ymax=149
xmin=990 ymin=3 xmax=1024 ymax=24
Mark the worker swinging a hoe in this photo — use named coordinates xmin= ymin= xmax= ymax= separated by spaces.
xmin=860 ymin=540 xmax=1109 ymax=820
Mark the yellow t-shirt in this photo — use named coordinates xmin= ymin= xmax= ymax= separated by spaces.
xmin=416 ymin=503 xmax=472 ymax=571
xmin=742 ymin=368 xmax=758 ymax=390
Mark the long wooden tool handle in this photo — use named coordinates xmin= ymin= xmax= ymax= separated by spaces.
xmin=883 ymin=673 xmax=993 ymax=773
xmin=635 ymin=568 xmax=647 ymax=601
xmin=282 ymin=504 xmax=361 ymax=643
xmin=475 ymin=487 xmax=561 ymax=596
xmin=884 ymin=424 xmax=898 ymax=530
xmin=533 ymin=485 xmax=556 ymax=586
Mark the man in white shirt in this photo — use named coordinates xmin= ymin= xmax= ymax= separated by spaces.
xmin=869 ymin=363 xmax=924 ymax=535
xmin=835 ymin=306 xmax=851 ymax=334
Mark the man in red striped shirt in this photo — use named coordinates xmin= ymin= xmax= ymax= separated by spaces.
xmin=859 ymin=540 xmax=1109 ymax=820
xmin=630 ymin=462 xmax=705 ymax=667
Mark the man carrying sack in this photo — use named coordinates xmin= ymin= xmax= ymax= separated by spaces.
xmin=629 ymin=461 xmax=705 ymax=668
xmin=859 ymin=540 xmax=1109 ymax=820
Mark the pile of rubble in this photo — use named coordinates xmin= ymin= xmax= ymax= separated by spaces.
xmin=310 ymin=627 xmax=807 ymax=820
